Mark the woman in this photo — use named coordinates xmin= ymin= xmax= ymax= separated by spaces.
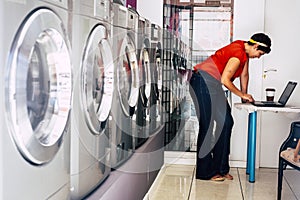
xmin=189 ymin=33 xmax=272 ymax=181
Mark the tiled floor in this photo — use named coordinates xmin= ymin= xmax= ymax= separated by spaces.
xmin=144 ymin=152 xmax=300 ymax=200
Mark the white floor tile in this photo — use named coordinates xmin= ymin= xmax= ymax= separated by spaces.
xmin=146 ymin=163 xmax=299 ymax=200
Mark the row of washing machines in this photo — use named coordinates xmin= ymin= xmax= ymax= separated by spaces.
xmin=0 ymin=0 xmax=163 ymax=199
xmin=163 ymin=30 xmax=192 ymax=151
xmin=170 ymin=36 xmax=191 ymax=116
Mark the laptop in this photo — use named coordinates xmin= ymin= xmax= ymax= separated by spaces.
xmin=251 ymin=81 xmax=297 ymax=107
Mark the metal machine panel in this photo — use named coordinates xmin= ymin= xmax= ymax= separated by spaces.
xmin=109 ymin=2 xmax=140 ymax=169
xmin=1 ymin=1 xmax=72 ymax=198
xmin=70 ymin=0 xmax=113 ymax=199
xmin=134 ymin=16 xmax=152 ymax=148
xmin=149 ymin=23 xmax=164 ymax=134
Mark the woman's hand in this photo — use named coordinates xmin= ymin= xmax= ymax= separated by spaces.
xmin=241 ymin=93 xmax=254 ymax=103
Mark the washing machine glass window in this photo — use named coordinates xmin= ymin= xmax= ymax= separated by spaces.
xmin=118 ymin=36 xmax=139 ymax=116
xmin=154 ymin=46 xmax=162 ymax=92
xmin=5 ymin=8 xmax=72 ymax=165
xmin=150 ymin=45 xmax=162 ymax=112
xmin=81 ymin=24 xmax=114 ymax=135
xmin=142 ymin=46 xmax=151 ymax=101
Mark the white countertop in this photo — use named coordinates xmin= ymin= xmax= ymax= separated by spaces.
xmin=234 ymin=103 xmax=300 ymax=119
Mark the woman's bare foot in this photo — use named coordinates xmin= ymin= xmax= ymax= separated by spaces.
xmin=210 ymin=174 xmax=225 ymax=181
xmin=223 ymin=173 xmax=233 ymax=180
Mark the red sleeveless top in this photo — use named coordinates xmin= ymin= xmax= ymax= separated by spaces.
xmin=194 ymin=40 xmax=248 ymax=81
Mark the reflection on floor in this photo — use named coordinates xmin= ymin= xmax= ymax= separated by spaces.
xmin=144 ymin=152 xmax=300 ymax=200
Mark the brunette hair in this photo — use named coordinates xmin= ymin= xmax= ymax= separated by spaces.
xmin=247 ymin=33 xmax=271 ymax=54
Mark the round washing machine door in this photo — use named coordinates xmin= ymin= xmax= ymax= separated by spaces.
xmin=138 ymin=41 xmax=151 ymax=107
xmin=169 ymin=49 xmax=179 ymax=113
xmin=81 ymin=25 xmax=114 ymax=134
xmin=5 ymin=8 xmax=72 ymax=165
xmin=152 ymin=45 xmax=163 ymax=101
xmin=117 ymin=36 xmax=139 ymax=116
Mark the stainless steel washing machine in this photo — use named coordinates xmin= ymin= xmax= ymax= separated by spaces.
xmin=110 ymin=2 xmax=139 ymax=169
xmin=126 ymin=5 xmax=140 ymax=150
xmin=171 ymin=36 xmax=180 ymax=114
xmin=133 ymin=15 xmax=152 ymax=149
xmin=177 ymin=40 xmax=185 ymax=103
xmin=0 ymin=1 xmax=72 ymax=199
xmin=178 ymin=41 xmax=189 ymax=102
xmin=70 ymin=0 xmax=114 ymax=199
xmin=149 ymin=23 xmax=164 ymax=134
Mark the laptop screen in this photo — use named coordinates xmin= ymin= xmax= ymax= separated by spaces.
xmin=278 ymin=81 xmax=297 ymax=105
